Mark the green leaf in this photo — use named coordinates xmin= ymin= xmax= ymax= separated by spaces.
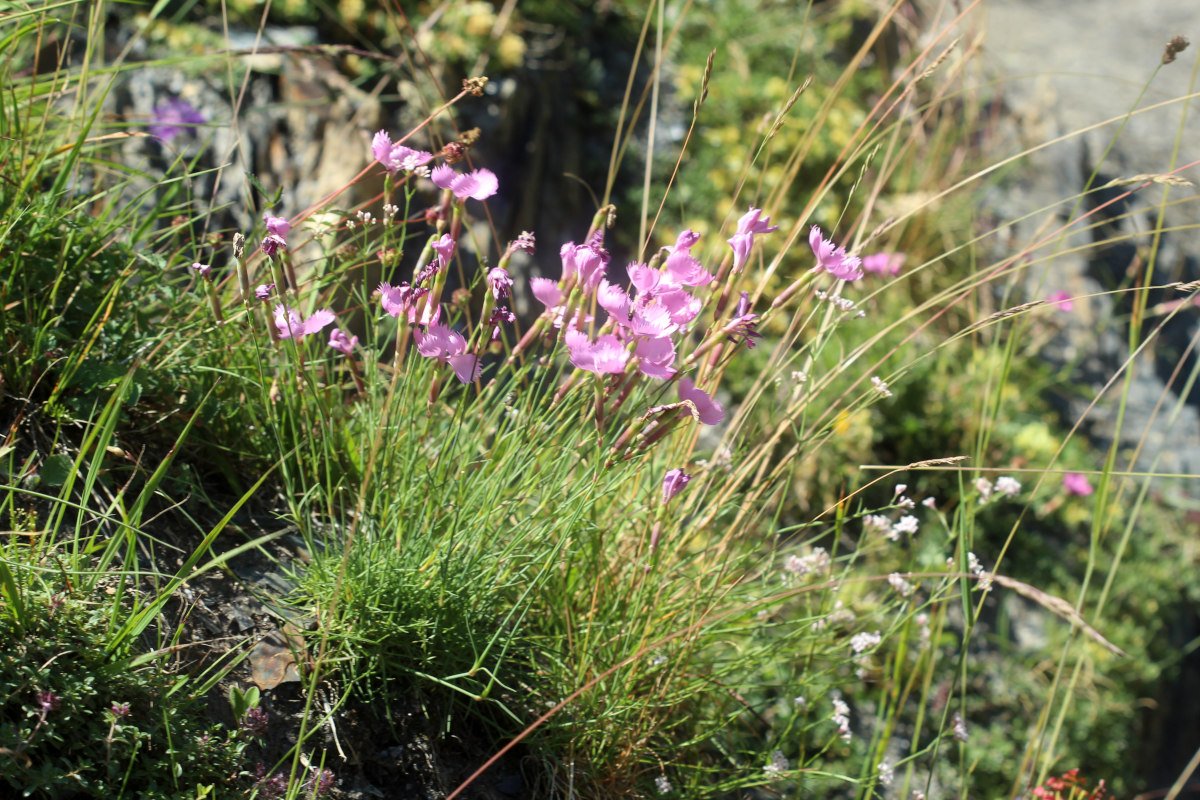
xmin=38 ymin=453 xmax=74 ymax=488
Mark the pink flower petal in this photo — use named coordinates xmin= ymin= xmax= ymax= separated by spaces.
xmin=678 ymin=377 xmax=724 ymax=425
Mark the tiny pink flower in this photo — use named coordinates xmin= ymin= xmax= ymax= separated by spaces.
xmin=431 ymin=164 xmax=499 ymax=201
xmin=530 ymin=277 xmax=565 ymax=312
xmin=274 ymin=305 xmax=335 ymax=339
xmin=565 ymin=330 xmax=629 ymax=375
xmin=862 ymin=251 xmax=905 ymax=277
xmin=263 ymin=214 xmax=291 ymax=239
xmin=664 ymin=250 xmax=713 ymax=287
xmin=508 ymin=230 xmax=536 ymax=254
xmin=1048 ymin=290 xmax=1074 ymax=312
xmin=727 ymin=207 xmax=778 ymax=273
xmin=328 ymin=328 xmax=358 ymax=355
xmin=1062 ymin=472 xmax=1094 ymax=496
xmin=261 ymin=234 xmax=287 ymax=257
xmin=629 ymin=301 xmax=677 ymax=338
xmin=488 ymin=305 xmax=515 ymax=339
xmin=561 ymin=238 xmax=608 ymax=291
xmin=254 ymin=283 xmax=275 ymax=301
xmin=424 ymin=234 xmax=456 ymax=281
xmin=192 ymin=262 xmax=212 ymax=279
xmin=809 ymin=226 xmax=863 ymax=281
xmin=628 ymin=262 xmax=662 ymax=294
xmin=726 ymin=292 xmax=762 ymax=348
xmin=662 ymin=468 xmax=691 ymax=503
xmin=658 ymin=288 xmax=702 ymax=327
xmin=414 ymin=320 xmax=481 ymax=383
xmin=597 ymin=279 xmax=632 ymax=321
xmin=634 ymin=336 xmax=676 ymax=379
xmin=488 ymin=267 xmax=513 ymax=300
xmin=677 ymin=377 xmax=724 ymax=425
xmin=371 ymin=130 xmax=433 ymax=174
xmin=672 ymin=229 xmax=702 ymax=253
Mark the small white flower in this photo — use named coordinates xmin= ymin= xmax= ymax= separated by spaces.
xmin=888 ymin=572 xmax=915 ymax=597
xmin=655 ymin=775 xmax=673 ymax=795
xmin=850 ymin=631 xmax=882 ymax=654
xmin=922 ymin=496 xmax=937 ymax=509
xmin=783 ymin=548 xmax=830 ymax=579
xmin=893 ymin=484 xmax=907 ymax=497
xmin=995 ymin=476 xmax=1021 ymax=497
xmin=831 ymin=697 xmax=852 ymax=742
xmin=974 ymin=477 xmax=993 ymax=501
xmin=878 ymin=760 xmax=894 ymax=787
xmin=790 ymin=370 xmax=808 ymax=383
xmin=952 ymin=712 xmax=969 ymax=742
xmin=793 ymin=696 xmax=807 ymax=709
xmin=871 ymin=375 xmax=893 ymax=398
xmin=896 ymin=495 xmax=916 ymax=510
xmin=863 ymin=514 xmax=891 ymax=537
xmin=763 ymin=750 xmax=789 ymax=777
xmin=892 ymin=515 xmax=920 ymax=537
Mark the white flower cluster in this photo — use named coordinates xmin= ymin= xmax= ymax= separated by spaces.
xmin=783 ymin=547 xmax=830 ymax=580
xmin=831 ymin=697 xmax=852 ymax=742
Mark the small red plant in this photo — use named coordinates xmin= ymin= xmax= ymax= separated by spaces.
xmin=1031 ymin=769 xmax=1110 ymax=800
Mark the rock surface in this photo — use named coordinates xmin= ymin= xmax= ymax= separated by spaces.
xmin=962 ymin=0 xmax=1200 ymax=490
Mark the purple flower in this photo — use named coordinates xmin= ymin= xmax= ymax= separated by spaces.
xmin=110 ymin=702 xmax=131 ymax=717
xmin=263 ymin=214 xmax=291 ymax=239
xmin=1063 ymin=472 xmax=1094 ymax=496
xmin=1048 ymin=290 xmax=1074 ymax=312
xmin=564 ymin=329 xmax=629 ymax=375
xmin=261 ymin=234 xmax=287 ymax=257
xmin=242 ymin=707 xmax=269 ymax=737
xmin=560 ymin=237 xmax=609 ymax=291
xmin=255 ymin=283 xmax=275 ymax=301
xmin=809 ymin=226 xmax=862 ymax=281
xmin=430 ymin=163 xmax=499 ymax=201
xmin=530 ymin=277 xmax=565 ymax=312
xmin=274 ymin=305 xmax=335 ymax=339
xmin=662 ymin=469 xmax=691 ymax=503
xmin=36 ymin=691 xmax=60 ymax=714
xmin=148 ymin=98 xmax=205 ymax=142
xmin=597 ymin=280 xmax=631 ymax=321
xmin=672 ymin=229 xmax=702 ymax=253
xmin=305 ymin=768 xmax=337 ymax=797
xmin=634 ymin=336 xmax=676 ymax=379
xmin=728 ymin=207 xmax=779 ymax=273
xmin=488 ymin=306 xmax=515 ymax=339
xmin=378 ymin=282 xmax=428 ymax=323
xmin=371 ymin=130 xmax=433 ymax=174
xmin=414 ymin=319 xmax=480 ymax=383
xmin=862 ymin=252 xmax=905 ymax=277
xmin=192 ymin=262 xmax=212 ymax=280
xmin=727 ymin=292 xmax=762 ymax=348
xmin=664 ymin=250 xmax=714 ymax=287
xmin=432 ymin=234 xmax=456 ymax=273
xmin=328 ymin=329 xmax=358 ymax=355
xmin=677 ymin=377 xmax=724 ymax=425
xmin=488 ymin=267 xmax=513 ymax=300
xmin=508 ymin=230 xmax=536 ymax=254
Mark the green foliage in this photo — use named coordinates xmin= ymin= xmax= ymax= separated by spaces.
xmin=0 ymin=588 xmax=246 ymax=798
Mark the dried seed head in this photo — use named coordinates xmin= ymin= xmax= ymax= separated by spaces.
xmin=463 ymin=76 xmax=489 ymax=96
xmin=459 ymin=127 xmax=481 ymax=146
xmin=376 ymin=247 xmax=401 ymax=267
xmin=441 ymin=141 xmax=467 ymax=164
xmin=1163 ymin=35 xmax=1189 ymax=65
xmin=232 ymin=232 xmax=245 ymax=259
xmin=450 ymin=287 xmax=472 ymax=313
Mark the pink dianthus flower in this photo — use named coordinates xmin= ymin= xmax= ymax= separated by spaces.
xmin=430 ymin=163 xmax=499 ymax=201
xmin=809 ymin=226 xmax=862 ymax=281
xmin=274 ymin=305 xmax=335 ymax=339
xmin=371 ymin=130 xmax=433 ymax=174
xmin=1063 ymin=472 xmax=1094 ymax=496
xmin=678 ymin=377 xmax=724 ymax=425
xmin=728 ymin=207 xmax=778 ymax=273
